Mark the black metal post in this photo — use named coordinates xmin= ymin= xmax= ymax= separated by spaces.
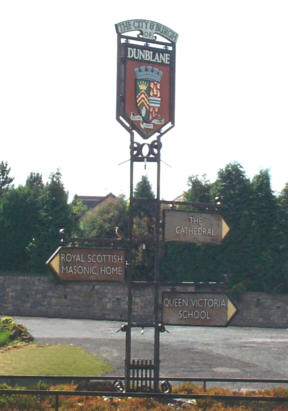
xmin=125 ymin=130 xmax=134 ymax=392
xmin=125 ymin=131 xmax=162 ymax=392
xmin=153 ymin=134 xmax=161 ymax=391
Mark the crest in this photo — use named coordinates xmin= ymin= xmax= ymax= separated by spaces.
xmin=123 ymin=50 xmax=172 ymax=139
xmin=131 ymin=65 xmax=164 ymax=134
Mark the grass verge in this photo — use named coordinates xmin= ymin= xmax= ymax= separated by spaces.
xmin=0 ymin=344 xmax=113 ymax=376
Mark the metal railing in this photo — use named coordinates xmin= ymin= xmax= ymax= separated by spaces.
xmin=0 ymin=387 xmax=287 ymax=411
xmin=1 ymin=375 xmax=287 ymax=390
xmin=0 ymin=375 xmax=287 ymax=410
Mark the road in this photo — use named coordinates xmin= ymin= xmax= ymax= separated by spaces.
xmin=15 ymin=317 xmax=288 ymax=389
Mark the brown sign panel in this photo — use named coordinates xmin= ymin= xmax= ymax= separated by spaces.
xmin=163 ymin=210 xmax=230 ymax=244
xmin=46 ymin=247 xmax=125 ymax=282
xmin=162 ymin=292 xmax=237 ymax=327
xmin=116 ymin=20 xmax=177 ymax=139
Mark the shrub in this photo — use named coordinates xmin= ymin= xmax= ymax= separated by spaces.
xmin=0 ymin=329 xmax=10 ymax=346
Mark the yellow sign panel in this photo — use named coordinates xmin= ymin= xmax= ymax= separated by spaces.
xmin=164 ymin=210 xmax=230 ymax=244
xmin=162 ymin=292 xmax=237 ymax=326
xmin=46 ymin=247 xmax=125 ymax=282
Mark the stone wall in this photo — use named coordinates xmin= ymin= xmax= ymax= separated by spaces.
xmin=229 ymin=292 xmax=288 ymax=328
xmin=0 ymin=275 xmax=287 ymax=328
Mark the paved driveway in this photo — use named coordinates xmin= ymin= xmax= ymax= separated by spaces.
xmin=15 ymin=317 xmax=288 ymax=388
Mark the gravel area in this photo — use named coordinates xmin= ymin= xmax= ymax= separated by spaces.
xmin=15 ymin=317 xmax=288 ymax=389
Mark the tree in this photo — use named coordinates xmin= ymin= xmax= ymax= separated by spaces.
xmin=278 ymin=182 xmax=288 ymax=244
xmin=0 ymin=161 xmax=14 ymax=195
xmin=278 ymin=183 xmax=288 ymax=249
xmin=276 ymin=183 xmax=288 ymax=291
xmin=0 ymin=185 xmax=39 ymax=270
xmin=26 ymin=171 xmax=73 ymax=271
xmin=209 ymin=162 xmax=255 ymax=289
xmin=247 ymin=170 xmax=280 ymax=290
xmin=251 ymin=170 xmax=277 ymax=238
xmin=133 ymin=175 xmax=155 ymax=219
xmin=70 ymin=196 xmax=88 ymax=237
xmin=0 ymin=170 xmax=74 ymax=272
xmin=278 ymin=183 xmax=288 ymax=213
xmin=134 ymin=175 xmax=155 ymax=198
xmin=26 ymin=172 xmax=44 ymax=195
xmin=80 ymin=195 xmax=129 ymax=239
xmin=184 ymin=174 xmax=211 ymax=203
xmin=132 ymin=176 xmax=156 ymax=280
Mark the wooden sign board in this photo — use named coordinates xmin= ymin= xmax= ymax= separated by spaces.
xmin=163 ymin=210 xmax=230 ymax=244
xmin=46 ymin=247 xmax=125 ymax=282
xmin=162 ymin=292 xmax=237 ymax=326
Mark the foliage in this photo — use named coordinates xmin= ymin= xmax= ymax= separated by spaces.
xmin=276 ymin=183 xmax=288 ymax=291
xmin=0 ymin=382 xmax=286 ymax=410
xmin=184 ymin=174 xmax=212 ymax=204
xmin=0 ymin=316 xmax=33 ymax=347
xmin=0 ymin=161 xmax=14 ymax=196
xmin=211 ymin=165 xmax=286 ymax=292
xmin=134 ymin=175 xmax=155 ymax=199
xmin=29 ymin=171 xmax=73 ymax=271
xmin=0 ymin=166 xmax=75 ymax=273
xmin=248 ymin=170 xmax=280 ymax=291
xmin=210 ymin=163 xmax=256 ymax=289
xmin=25 ymin=172 xmax=44 ymax=194
xmin=0 ymin=185 xmax=41 ymax=270
xmin=161 ymin=162 xmax=288 ymax=292
xmin=70 ymin=196 xmax=88 ymax=236
xmin=133 ymin=175 xmax=155 ymax=217
xmin=0 ymin=160 xmax=288 ymax=292
xmin=132 ymin=176 xmax=156 ymax=281
xmin=0 ymin=329 xmax=10 ymax=347
xmin=80 ymin=195 xmax=129 ymax=239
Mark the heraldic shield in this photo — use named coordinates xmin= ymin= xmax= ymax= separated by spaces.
xmin=130 ymin=65 xmax=165 ymax=137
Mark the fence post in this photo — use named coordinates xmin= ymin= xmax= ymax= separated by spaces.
xmin=55 ymin=393 xmax=59 ymax=411
xmin=203 ymin=380 xmax=207 ymax=392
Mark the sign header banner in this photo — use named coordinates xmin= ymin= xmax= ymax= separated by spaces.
xmin=115 ymin=19 xmax=178 ymax=43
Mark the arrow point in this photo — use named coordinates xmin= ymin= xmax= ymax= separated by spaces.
xmin=227 ymin=299 xmax=237 ymax=322
xmin=49 ymin=253 xmax=60 ymax=275
xmin=222 ymin=219 xmax=230 ymax=239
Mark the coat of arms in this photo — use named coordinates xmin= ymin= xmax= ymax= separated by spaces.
xmin=130 ymin=65 xmax=164 ymax=136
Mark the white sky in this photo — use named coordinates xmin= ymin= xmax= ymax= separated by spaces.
xmin=1 ymin=1 xmax=288 ymax=202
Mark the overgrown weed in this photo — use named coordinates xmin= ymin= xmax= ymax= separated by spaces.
xmin=0 ymin=382 xmax=286 ymax=410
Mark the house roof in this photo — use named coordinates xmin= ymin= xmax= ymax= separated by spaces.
xmin=173 ymin=193 xmax=186 ymax=202
xmin=75 ymin=193 xmax=116 ymax=210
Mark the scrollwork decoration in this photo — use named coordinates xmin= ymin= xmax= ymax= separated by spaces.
xmin=131 ymin=140 xmax=162 ymax=162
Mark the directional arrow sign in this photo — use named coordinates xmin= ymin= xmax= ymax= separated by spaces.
xmin=162 ymin=292 xmax=237 ymax=326
xmin=163 ymin=210 xmax=230 ymax=244
xmin=46 ymin=247 xmax=125 ymax=282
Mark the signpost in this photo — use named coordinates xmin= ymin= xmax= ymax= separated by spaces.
xmin=164 ymin=210 xmax=230 ymax=244
xmin=114 ymin=20 xmax=235 ymax=392
xmin=45 ymin=19 xmax=237 ymax=394
xmin=162 ymin=292 xmax=237 ymax=327
xmin=46 ymin=247 xmax=125 ymax=282
xmin=44 ymin=20 xmax=237 ymax=394
xmin=115 ymin=19 xmax=178 ymax=393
